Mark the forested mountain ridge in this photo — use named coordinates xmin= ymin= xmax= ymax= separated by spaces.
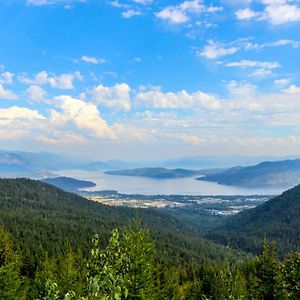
xmin=1 ymin=179 xmax=300 ymax=299
xmin=207 ymin=182 xmax=300 ymax=255
xmin=198 ymin=159 xmax=300 ymax=188
xmin=41 ymin=176 xmax=96 ymax=192
xmin=0 ymin=178 xmax=237 ymax=268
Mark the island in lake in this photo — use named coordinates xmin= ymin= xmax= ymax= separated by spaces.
xmin=105 ymin=167 xmax=226 ymax=179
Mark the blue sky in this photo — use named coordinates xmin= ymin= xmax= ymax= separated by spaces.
xmin=0 ymin=0 xmax=300 ymax=160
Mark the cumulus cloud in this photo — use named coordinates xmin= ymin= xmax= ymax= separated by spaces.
xmin=26 ymin=85 xmax=47 ymax=102
xmin=50 ymin=95 xmax=116 ymax=138
xmin=19 ymin=71 xmax=82 ymax=90
xmin=155 ymin=0 xmax=222 ymax=24
xmin=197 ymin=40 xmax=238 ymax=59
xmin=0 ymin=72 xmax=14 ymax=84
xmin=236 ymin=8 xmax=260 ymax=20
xmin=0 ymin=106 xmax=46 ymax=139
xmin=135 ymin=87 xmax=222 ymax=110
xmin=283 ymin=84 xmax=300 ymax=94
xmin=0 ymin=84 xmax=18 ymax=100
xmin=122 ymin=9 xmax=143 ymax=18
xmin=236 ymin=0 xmax=300 ymax=25
xmin=0 ymin=106 xmax=45 ymax=122
xmin=89 ymin=83 xmax=131 ymax=111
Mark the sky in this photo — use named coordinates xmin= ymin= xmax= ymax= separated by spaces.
xmin=0 ymin=0 xmax=300 ymax=161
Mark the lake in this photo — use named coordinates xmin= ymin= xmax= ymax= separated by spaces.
xmin=56 ymin=169 xmax=285 ymax=196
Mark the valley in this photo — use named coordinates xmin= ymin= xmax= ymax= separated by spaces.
xmin=84 ymin=190 xmax=270 ymax=216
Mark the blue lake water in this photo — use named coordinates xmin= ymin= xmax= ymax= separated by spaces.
xmin=56 ymin=169 xmax=285 ymax=196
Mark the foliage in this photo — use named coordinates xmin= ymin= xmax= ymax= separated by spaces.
xmin=207 ymin=183 xmax=300 ymax=256
xmin=0 ymin=228 xmax=22 ymax=299
xmin=1 ymin=178 xmax=300 ymax=299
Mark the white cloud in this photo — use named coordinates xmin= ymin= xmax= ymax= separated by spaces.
xmin=131 ymin=0 xmax=153 ymax=4
xmin=224 ymin=60 xmax=280 ymax=69
xmin=36 ymin=130 xmax=87 ymax=145
xmin=156 ymin=0 xmax=221 ymax=24
xmin=122 ymin=9 xmax=142 ymax=18
xmin=0 ymin=106 xmax=45 ymax=122
xmin=267 ymin=39 xmax=299 ymax=47
xmin=236 ymin=0 xmax=300 ymax=25
xmin=236 ymin=8 xmax=260 ymax=20
xmin=226 ymin=81 xmax=257 ymax=97
xmin=283 ymin=84 xmax=300 ymax=94
xmin=0 ymin=106 xmax=46 ymax=139
xmin=26 ymin=85 xmax=47 ymax=101
xmin=264 ymin=1 xmax=300 ymax=25
xmin=0 ymin=72 xmax=14 ymax=84
xmin=174 ymin=133 xmax=206 ymax=145
xmin=50 ymin=95 xmax=115 ymax=138
xmin=223 ymin=59 xmax=280 ymax=76
xmin=197 ymin=38 xmax=299 ymax=60
xmin=135 ymin=87 xmax=222 ymax=110
xmin=0 ymin=84 xmax=18 ymax=100
xmin=81 ymin=56 xmax=106 ymax=64
xmin=27 ymin=0 xmax=54 ymax=5
xmin=19 ymin=71 xmax=82 ymax=90
xmin=274 ymin=78 xmax=290 ymax=86
xmin=90 ymin=83 xmax=131 ymax=111
xmin=27 ymin=0 xmax=86 ymax=6
xmin=197 ymin=40 xmax=239 ymax=59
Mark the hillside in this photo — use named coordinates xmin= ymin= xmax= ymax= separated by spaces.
xmin=207 ymin=183 xmax=300 ymax=255
xmin=42 ymin=176 xmax=96 ymax=192
xmin=198 ymin=159 xmax=300 ymax=188
xmin=0 ymin=178 xmax=238 ymax=269
xmin=105 ymin=167 xmax=204 ymax=179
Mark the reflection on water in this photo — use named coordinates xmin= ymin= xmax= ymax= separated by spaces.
xmin=56 ymin=169 xmax=284 ymax=196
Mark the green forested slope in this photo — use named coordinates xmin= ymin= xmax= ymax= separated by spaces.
xmin=0 ymin=178 xmax=236 ymax=270
xmin=207 ymin=184 xmax=300 ymax=255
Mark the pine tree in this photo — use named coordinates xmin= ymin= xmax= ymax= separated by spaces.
xmin=0 ymin=227 xmax=22 ymax=299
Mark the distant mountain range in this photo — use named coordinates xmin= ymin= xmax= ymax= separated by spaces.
xmin=198 ymin=159 xmax=300 ymax=188
xmin=207 ymin=182 xmax=300 ymax=256
xmin=162 ymin=155 xmax=300 ymax=169
xmin=1 ymin=150 xmax=300 ymax=190
xmin=105 ymin=167 xmax=225 ymax=179
xmin=0 ymin=150 xmax=135 ymax=175
xmin=105 ymin=167 xmax=202 ymax=179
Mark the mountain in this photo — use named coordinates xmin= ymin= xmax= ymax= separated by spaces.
xmin=163 ymin=155 xmax=300 ymax=169
xmin=207 ymin=183 xmax=300 ymax=256
xmin=0 ymin=178 xmax=239 ymax=268
xmin=105 ymin=167 xmax=204 ymax=179
xmin=42 ymin=176 xmax=96 ymax=192
xmin=197 ymin=159 xmax=300 ymax=188
xmin=0 ymin=150 xmax=134 ymax=175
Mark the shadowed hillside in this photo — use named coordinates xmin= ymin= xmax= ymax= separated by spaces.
xmin=207 ymin=183 xmax=300 ymax=255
